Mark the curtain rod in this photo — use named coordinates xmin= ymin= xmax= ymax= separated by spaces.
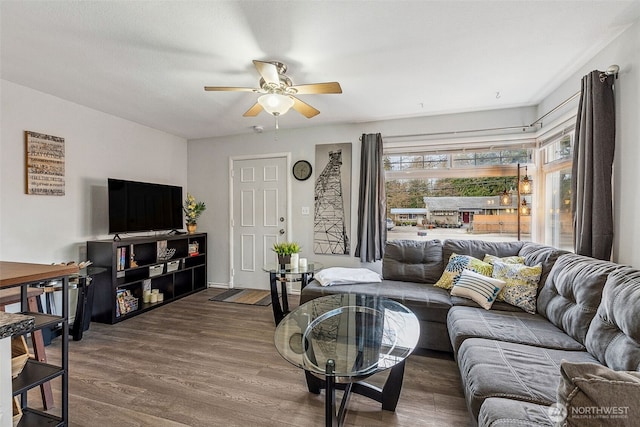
xmin=383 ymin=64 xmax=619 ymax=140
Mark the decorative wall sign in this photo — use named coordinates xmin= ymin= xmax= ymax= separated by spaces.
xmin=25 ymin=130 xmax=65 ymax=196
xmin=314 ymin=143 xmax=352 ymax=255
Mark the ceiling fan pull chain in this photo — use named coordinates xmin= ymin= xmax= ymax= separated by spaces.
xmin=274 ymin=116 xmax=279 ymax=142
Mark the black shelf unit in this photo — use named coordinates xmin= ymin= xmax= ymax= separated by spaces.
xmin=4 ymin=263 xmax=75 ymax=427
xmin=87 ymin=233 xmax=207 ymax=324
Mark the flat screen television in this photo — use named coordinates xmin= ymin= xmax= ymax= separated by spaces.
xmin=108 ymin=178 xmax=183 ymax=234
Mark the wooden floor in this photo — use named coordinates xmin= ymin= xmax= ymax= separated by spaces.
xmin=36 ymin=288 xmax=472 ymax=426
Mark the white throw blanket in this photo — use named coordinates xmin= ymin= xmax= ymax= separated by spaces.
xmin=314 ymin=267 xmax=382 ymax=287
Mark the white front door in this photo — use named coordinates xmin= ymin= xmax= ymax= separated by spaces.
xmin=230 ymin=154 xmax=290 ymax=289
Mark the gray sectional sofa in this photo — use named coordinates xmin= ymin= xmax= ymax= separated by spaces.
xmin=300 ymin=239 xmax=640 ymax=426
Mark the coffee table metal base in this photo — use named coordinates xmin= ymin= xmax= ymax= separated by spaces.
xmin=304 ymin=359 xmax=407 ymax=427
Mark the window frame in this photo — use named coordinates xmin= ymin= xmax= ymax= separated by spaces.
xmin=382 ymin=121 xmax=576 ymax=247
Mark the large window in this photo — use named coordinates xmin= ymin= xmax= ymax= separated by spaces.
xmin=384 ymin=149 xmax=530 ymax=172
xmin=384 ymin=148 xmax=533 ymax=242
xmin=541 ymin=133 xmax=574 ymax=250
xmin=383 ymin=124 xmax=575 ymax=249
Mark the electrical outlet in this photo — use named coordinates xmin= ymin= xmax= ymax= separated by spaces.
xmin=301 ymin=206 xmax=310 ymax=215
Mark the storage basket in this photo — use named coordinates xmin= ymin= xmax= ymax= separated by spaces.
xmin=166 ymin=260 xmax=180 ymax=272
xmin=149 ymin=264 xmax=164 ymax=277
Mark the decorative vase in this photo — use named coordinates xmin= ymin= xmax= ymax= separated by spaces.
xmin=277 ymin=254 xmax=291 ymax=270
xmin=187 ymin=223 xmax=197 ymax=234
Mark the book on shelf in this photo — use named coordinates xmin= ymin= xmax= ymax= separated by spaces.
xmin=116 ymin=247 xmax=127 ymax=271
xmin=121 ymin=247 xmax=126 ymax=269
xmin=188 ymin=242 xmax=199 ymax=256
xmin=157 ymin=240 xmax=168 ymax=259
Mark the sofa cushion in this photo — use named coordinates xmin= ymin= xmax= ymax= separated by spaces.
xmin=537 ymin=253 xmax=620 ymax=345
xmin=450 ymin=270 xmax=506 ymax=310
xmin=435 ymin=253 xmax=493 ymax=290
xmin=457 ymin=338 xmax=599 ymax=419
xmin=493 ymin=261 xmax=542 ymax=314
xmin=585 ymin=267 xmax=640 ymax=371
xmin=450 ymin=296 xmax=525 ymax=312
xmin=518 ymin=242 xmax=569 ymax=291
xmin=557 ymin=361 xmax=640 ymax=427
xmin=300 ymin=279 xmax=452 ymax=323
xmin=478 ymin=398 xmax=554 ymax=427
xmin=447 ymin=306 xmax=585 ymax=355
xmin=382 ymin=239 xmax=443 ymax=284
xmin=443 ymin=239 xmax=524 ymax=265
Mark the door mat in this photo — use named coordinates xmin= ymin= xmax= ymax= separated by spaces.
xmin=209 ymin=289 xmax=272 ymax=306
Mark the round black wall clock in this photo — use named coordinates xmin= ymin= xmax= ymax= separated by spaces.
xmin=292 ymin=160 xmax=313 ymax=181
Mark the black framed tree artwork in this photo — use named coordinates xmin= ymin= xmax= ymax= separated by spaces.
xmin=25 ymin=130 xmax=65 ymax=196
xmin=314 ymin=142 xmax=351 ymax=255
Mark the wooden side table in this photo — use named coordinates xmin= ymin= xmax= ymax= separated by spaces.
xmin=0 ymin=287 xmax=54 ymax=409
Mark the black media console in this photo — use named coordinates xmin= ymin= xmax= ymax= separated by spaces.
xmin=87 ymin=233 xmax=207 ymax=324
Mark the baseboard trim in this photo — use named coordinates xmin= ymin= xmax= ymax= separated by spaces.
xmin=207 ymin=282 xmax=229 ymax=289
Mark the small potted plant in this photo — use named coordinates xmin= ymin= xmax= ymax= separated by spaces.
xmin=272 ymin=241 xmax=301 ymax=268
xmin=183 ymin=193 xmax=206 ymax=234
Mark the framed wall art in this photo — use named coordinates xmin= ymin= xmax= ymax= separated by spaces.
xmin=313 ymin=142 xmax=352 ymax=255
xmin=25 ymin=130 xmax=65 ymax=196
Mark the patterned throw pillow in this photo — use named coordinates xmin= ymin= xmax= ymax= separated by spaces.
xmin=492 ymin=261 xmax=543 ymax=314
xmin=483 ymin=254 xmax=525 ymax=265
xmin=451 ymin=269 xmax=506 ymax=310
xmin=434 ymin=253 xmax=493 ymax=290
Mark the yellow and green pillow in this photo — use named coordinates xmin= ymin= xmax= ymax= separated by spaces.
xmin=434 ymin=253 xmax=493 ymax=290
xmin=483 ymin=254 xmax=525 ymax=265
xmin=492 ymin=261 xmax=543 ymax=314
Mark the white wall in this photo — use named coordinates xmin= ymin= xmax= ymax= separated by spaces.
xmin=190 ymin=18 xmax=640 ymax=285
xmin=537 ymin=19 xmax=640 ymax=267
xmin=188 ymin=107 xmax=537 ymax=286
xmin=3 ymin=17 xmax=637 ymax=280
xmin=0 ymin=81 xmax=188 ymax=263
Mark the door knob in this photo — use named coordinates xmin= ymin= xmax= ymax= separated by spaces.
xmin=280 ymin=217 xmax=285 ymax=222
xmin=279 ymin=229 xmax=285 ymax=235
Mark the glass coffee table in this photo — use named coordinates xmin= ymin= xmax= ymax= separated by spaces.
xmin=274 ymin=293 xmax=420 ymax=427
xmin=263 ymin=262 xmax=323 ymax=325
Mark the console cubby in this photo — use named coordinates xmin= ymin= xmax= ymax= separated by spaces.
xmin=88 ymin=233 xmax=207 ymax=324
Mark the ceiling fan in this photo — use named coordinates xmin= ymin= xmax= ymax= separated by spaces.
xmin=204 ymin=60 xmax=342 ymax=118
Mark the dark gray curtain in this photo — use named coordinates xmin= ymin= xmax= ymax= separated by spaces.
xmin=572 ymin=70 xmax=616 ymax=260
xmin=355 ymin=133 xmax=386 ymax=262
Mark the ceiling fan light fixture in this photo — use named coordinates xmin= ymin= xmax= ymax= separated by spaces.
xmin=258 ymin=93 xmax=294 ymax=116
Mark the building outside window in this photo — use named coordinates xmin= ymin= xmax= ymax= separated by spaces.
xmin=384 ymin=123 xmax=575 ymax=249
xmin=384 ymin=147 xmax=533 ymax=243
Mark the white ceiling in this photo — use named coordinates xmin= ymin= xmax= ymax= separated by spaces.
xmin=2 ymin=1 xmax=639 ymax=140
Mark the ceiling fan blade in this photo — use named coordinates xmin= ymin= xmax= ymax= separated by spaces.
xmin=243 ymin=102 xmax=264 ymax=117
xmin=253 ymin=60 xmax=280 ymax=85
xmin=291 ymin=96 xmax=320 ymax=118
xmin=204 ymin=86 xmax=256 ymax=92
xmin=291 ymin=82 xmax=342 ymax=95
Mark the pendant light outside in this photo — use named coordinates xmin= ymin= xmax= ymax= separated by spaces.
xmin=520 ymin=166 xmax=532 ymax=195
